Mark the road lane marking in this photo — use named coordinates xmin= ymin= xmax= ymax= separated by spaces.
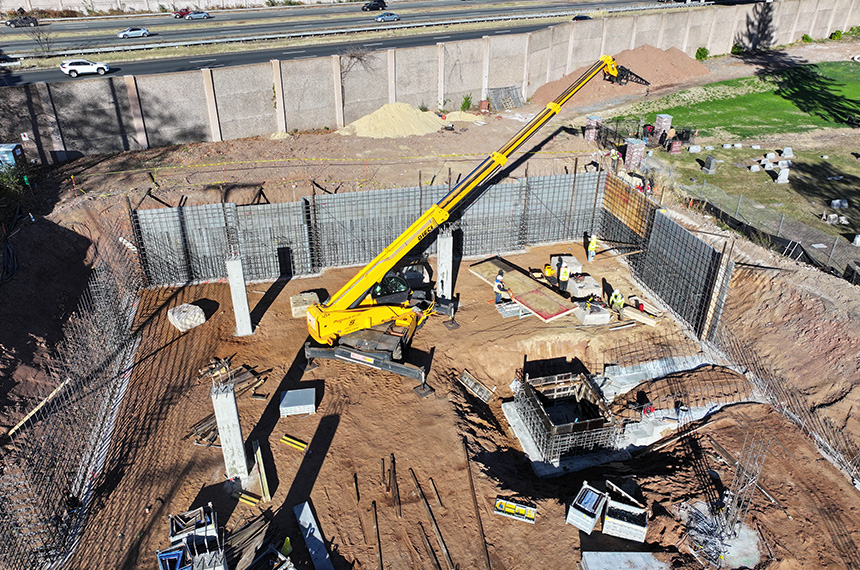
xmin=363 ymin=42 xmax=383 ymax=46
xmin=282 ymin=50 xmax=306 ymax=54
xmin=433 ymin=35 xmax=451 ymax=39
xmin=189 ymin=58 xmax=216 ymax=63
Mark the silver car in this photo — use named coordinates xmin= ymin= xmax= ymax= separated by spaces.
xmin=185 ymin=11 xmax=212 ymax=19
xmin=117 ymin=27 xmax=150 ymax=38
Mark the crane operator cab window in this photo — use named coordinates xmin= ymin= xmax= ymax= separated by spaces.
xmin=371 ymin=273 xmax=410 ymax=305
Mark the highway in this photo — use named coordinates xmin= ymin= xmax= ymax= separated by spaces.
xmin=0 ymin=0 xmax=657 ymax=86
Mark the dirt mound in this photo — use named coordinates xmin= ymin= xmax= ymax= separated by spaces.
xmin=338 ymin=102 xmax=447 ymax=138
xmin=444 ymin=111 xmax=484 ymax=122
xmin=532 ymin=44 xmax=710 ymax=108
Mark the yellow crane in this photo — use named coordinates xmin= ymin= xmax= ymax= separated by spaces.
xmin=305 ymin=55 xmax=648 ymax=381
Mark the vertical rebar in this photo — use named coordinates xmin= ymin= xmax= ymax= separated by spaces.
xmin=776 ymin=213 xmax=784 ymax=238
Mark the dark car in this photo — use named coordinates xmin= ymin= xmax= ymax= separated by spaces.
xmin=5 ymin=16 xmax=38 ymax=27
xmin=362 ymin=0 xmax=386 ymax=11
xmin=173 ymin=8 xmax=191 ymax=17
xmin=572 ymin=15 xmax=592 ymax=21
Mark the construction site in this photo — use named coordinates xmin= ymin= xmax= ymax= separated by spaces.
xmin=2 ymin=34 xmax=860 ymax=570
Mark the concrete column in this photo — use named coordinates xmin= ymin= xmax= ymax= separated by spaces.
xmin=809 ymin=0 xmax=822 ymax=35
xmin=387 ymin=49 xmax=396 ymax=104
xmin=629 ymin=16 xmax=639 ymax=51
xmin=681 ymin=11 xmax=693 ymax=54
xmin=124 ymin=75 xmax=148 ymax=150
xmin=211 ymin=382 xmax=248 ymax=481
xmin=705 ymin=7 xmax=718 ymax=53
xmin=332 ymin=55 xmax=344 ymax=128
xmin=481 ymin=36 xmax=490 ymax=101
xmin=437 ymin=43 xmax=445 ymax=110
xmin=201 ymin=68 xmax=222 ymax=143
xmin=35 ymin=83 xmax=66 ymax=164
xmin=226 ymin=254 xmax=253 ymax=336
xmin=437 ymin=225 xmax=454 ymax=300
xmin=566 ymin=26 xmax=575 ymax=74
xmin=545 ymin=28 xmax=554 ymax=85
xmin=271 ymin=59 xmax=287 ymax=133
xmin=825 ymin=0 xmax=838 ymax=36
xmin=846 ymin=0 xmax=857 ymax=31
xmin=522 ymin=33 xmax=531 ymax=101
xmin=600 ymin=18 xmax=608 ymax=57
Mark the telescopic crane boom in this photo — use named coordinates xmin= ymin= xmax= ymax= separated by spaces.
xmin=306 ymin=55 xmax=647 ymax=363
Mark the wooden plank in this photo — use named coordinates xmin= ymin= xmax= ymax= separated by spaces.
xmin=620 ymin=306 xmax=658 ymax=327
xmin=469 ymin=257 xmax=575 ymax=323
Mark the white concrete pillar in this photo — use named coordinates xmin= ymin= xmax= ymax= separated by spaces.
xmin=271 ymin=59 xmax=287 ymax=133
xmin=437 ymin=225 xmax=454 ymax=300
xmin=332 ymin=55 xmax=344 ymax=128
xmin=201 ymin=68 xmax=222 ymax=142
xmin=437 ymin=43 xmax=445 ymax=110
xmin=226 ymin=254 xmax=253 ymax=336
xmin=124 ymin=75 xmax=148 ymax=150
xmin=387 ymin=49 xmax=396 ymax=104
xmin=522 ymin=33 xmax=531 ymax=101
xmin=481 ymin=36 xmax=490 ymax=101
xmin=211 ymin=382 xmax=248 ymax=481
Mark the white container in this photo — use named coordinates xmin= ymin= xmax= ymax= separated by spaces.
xmin=603 ymin=498 xmax=648 ymax=542
xmin=566 ymin=481 xmax=606 ymax=534
xmin=280 ymin=388 xmax=316 ymax=417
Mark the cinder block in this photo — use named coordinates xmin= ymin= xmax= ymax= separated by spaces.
xmin=572 ymin=303 xmax=612 ymax=325
xmin=291 ymin=292 xmax=320 ymax=318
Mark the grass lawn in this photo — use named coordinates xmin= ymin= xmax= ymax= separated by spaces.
xmin=613 ymin=61 xmax=860 ymax=139
xmin=609 ymin=61 xmax=860 ymax=238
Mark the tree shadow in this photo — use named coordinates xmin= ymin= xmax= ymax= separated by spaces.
xmin=788 ymin=160 xmax=860 ymax=234
xmin=736 ymin=2 xmax=860 ymax=127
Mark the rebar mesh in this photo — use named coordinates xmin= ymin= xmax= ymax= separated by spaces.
xmin=0 ymin=219 xmax=142 ymax=570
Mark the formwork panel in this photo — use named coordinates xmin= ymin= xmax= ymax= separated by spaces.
xmin=521 ymin=172 xmax=604 ymax=244
xmin=457 ymin=180 xmax=525 ymax=256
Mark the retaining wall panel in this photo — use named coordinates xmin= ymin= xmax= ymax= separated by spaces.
xmin=602 ymin=17 xmax=636 ymax=57
xmin=393 ymin=45 xmax=438 ymax=108
xmin=342 ymin=51 xmax=388 ymax=125
xmin=212 ymin=63 xmax=275 ymax=141
xmin=772 ymin=0 xmax=800 ymax=45
xmin=526 ymin=28 xmax=552 ymax=98
xmin=0 ymin=85 xmax=54 ymax=164
xmin=796 ymin=0 xmax=821 ymax=37
xmin=136 ymin=70 xmax=208 ymax=147
xmin=49 ymin=77 xmax=141 ymax=155
xmin=281 ymin=57 xmax=338 ymax=132
xmin=565 ymin=19 xmax=604 ymax=78
xmin=686 ymin=10 xmax=714 ymax=56
xmin=811 ymin=0 xmax=838 ymax=37
xmin=489 ymin=34 xmax=528 ymax=90
xmin=631 ymin=14 xmax=662 ymax=51
xmin=443 ymin=39 xmax=483 ymax=111
xmin=546 ymin=25 xmax=570 ymax=84
xmin=658 ymin=11 xmax=689 ymax=52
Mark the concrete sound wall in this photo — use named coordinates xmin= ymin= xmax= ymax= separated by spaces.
xmin=4 ymin=0 xmax=860 ymax=164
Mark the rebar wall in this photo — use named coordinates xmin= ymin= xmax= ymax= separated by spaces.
xmin=132 ymin=173 xmax=606 ymax=286
xmin=0 ymin=220 xmax=142 ymax=570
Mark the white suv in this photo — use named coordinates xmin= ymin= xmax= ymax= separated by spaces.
xmin=60 ymin=59 xmax=110 ymax=78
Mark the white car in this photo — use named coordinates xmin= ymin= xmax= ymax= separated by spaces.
xmin=60 ymin=59 xmax=110 ymax=78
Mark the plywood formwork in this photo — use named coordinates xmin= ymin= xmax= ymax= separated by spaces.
xmin=469 ymin=257 xmax=575 ymax=322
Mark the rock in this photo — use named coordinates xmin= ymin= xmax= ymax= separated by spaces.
xmin=167 ymin=303 xmax=206 ymax=332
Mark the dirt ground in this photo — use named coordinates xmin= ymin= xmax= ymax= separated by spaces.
xmin=3 ymin=41 xmax=860 ymax=569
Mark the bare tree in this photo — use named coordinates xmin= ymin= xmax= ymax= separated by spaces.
xmin=24 ymin=25 xmax=57 ymax=55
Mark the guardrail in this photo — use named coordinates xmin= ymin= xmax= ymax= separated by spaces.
xmin=7 ymin=2 xmax=710 ymax=60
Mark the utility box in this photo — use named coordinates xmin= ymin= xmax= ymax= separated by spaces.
xmin=0 ymin=143 xmax=25 ymax=167
xmin=280 ymin=388 xmax=316 ymax=417
xmin=602 ymin=498 xmax=648 ymax=542
xmin=566 ymin=481 xmax=606 ymax=534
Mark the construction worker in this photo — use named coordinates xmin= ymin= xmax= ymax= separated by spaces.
xmin=494 ymin=270 xmax=509 ymax=304
xmin=609 ymin=288 xmax=625 ymax=313
xmin=587 ymin=234 xmax=598 ymax=262
xmin=558 ymin=262 xmax=570 ymax=295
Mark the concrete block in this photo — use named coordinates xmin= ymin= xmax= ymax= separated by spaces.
xmin=751 ymin=144 xmax=761 ymax=149
xmin=280 ymin=388 xmax=316 ymax=417
xmin=722 ymin=143 xmax=732 ymax=149
xmin=549 ymin=254 xmax=582 ymax=275
xmin=732 ymin=143 xmax=742 ymax=148
xmin=291 ymin=292 xmax=320 ymax=318
xmin=568 ymin=274 xmax=601 ymax=298
xmin=167 ymin=303 xmax=206 ymax=332
xmin=749 ymin=164 xmax=761 ymax=172
xmin=572 ymin=302 xmax=612 ymax=325
xmin=688 ymin=145 xmax=701 ymax=153
xmin=781 ymin=146 xmax=794 ymax=158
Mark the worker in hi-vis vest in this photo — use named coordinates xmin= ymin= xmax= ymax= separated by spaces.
xmin=558 ymin=262 xmax=570 ymax=295
xmin=609 ymin=289 xmax=625 ymax=313
xmin=587 ymin=235 xmax=598 ymax=262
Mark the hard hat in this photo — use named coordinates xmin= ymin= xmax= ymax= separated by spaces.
xmin=613 ymin=289 xmax=620 ymax=295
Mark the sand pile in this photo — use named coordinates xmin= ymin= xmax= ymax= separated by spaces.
xmin=443 ymin=111 xmax=484 ymax=122
xmin=338 ymin=102 xmax=447 ymax=138
xmin=532 ymin=44 xmax=710 ymax=107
